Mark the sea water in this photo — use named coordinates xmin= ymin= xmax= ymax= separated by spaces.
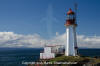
xmin=0 ymin=48 xmax=100 ymax=66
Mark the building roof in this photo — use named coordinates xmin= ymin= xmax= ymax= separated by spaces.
xmin=67 ymin=8 xmax=74 ymax=15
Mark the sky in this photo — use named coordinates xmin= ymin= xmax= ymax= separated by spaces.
xmin=0 ymin=0 xmax=100 ymax=48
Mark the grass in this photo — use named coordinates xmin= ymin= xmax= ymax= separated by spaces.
xmin=49 ymin=56 xmax=100 ymax=65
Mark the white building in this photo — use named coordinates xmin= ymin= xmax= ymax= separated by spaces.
xmin=40 ymin=46 xmax=55 ymax=59
xmin=64 ymin=8 xmax=78 ymax=56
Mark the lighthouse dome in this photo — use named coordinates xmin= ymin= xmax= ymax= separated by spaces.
xmin=67 ymin=8 xmax=74 ymax=15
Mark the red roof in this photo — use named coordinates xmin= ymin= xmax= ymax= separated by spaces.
xmin=67 ymin=8 xmax=74 ymax=15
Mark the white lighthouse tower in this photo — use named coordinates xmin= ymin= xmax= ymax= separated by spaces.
xmin=64 ymin=8 xmax=78 ymax=56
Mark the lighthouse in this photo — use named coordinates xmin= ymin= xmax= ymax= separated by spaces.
xmin=64 ymin=8 xmax=78 ymax=56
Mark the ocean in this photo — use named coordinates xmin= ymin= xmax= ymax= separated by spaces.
xmin=0 ymin=48 xmax=100 ymax=66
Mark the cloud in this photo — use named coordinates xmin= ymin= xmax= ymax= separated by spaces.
xmin=0 ymin=32 xmax=45 ymax=48
xmin=0 ymin=32 xmax=100 ymax=48
xmin=77 ymin=35 xmax=100 ymax=48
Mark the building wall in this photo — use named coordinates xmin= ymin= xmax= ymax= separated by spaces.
xmin=65 ymin=25 xmax=75 ymax=56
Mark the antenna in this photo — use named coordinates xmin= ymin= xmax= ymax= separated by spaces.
xmin=74 ymin=2 xmax=77 ymax=13
xmin=74 ymin=1 xmax=78 ymax=24
xmin=44 ymin=40 xmax=47 ymax=47
xmin=73 ymin=0 xmax=79 ymax=55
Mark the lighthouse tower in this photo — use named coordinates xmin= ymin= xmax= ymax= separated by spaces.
xmin=64 ymin=8 xmax=78 ymax=56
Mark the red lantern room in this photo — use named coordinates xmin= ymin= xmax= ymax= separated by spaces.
xmin=65 ymin=8 xmax=77 ymax=26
